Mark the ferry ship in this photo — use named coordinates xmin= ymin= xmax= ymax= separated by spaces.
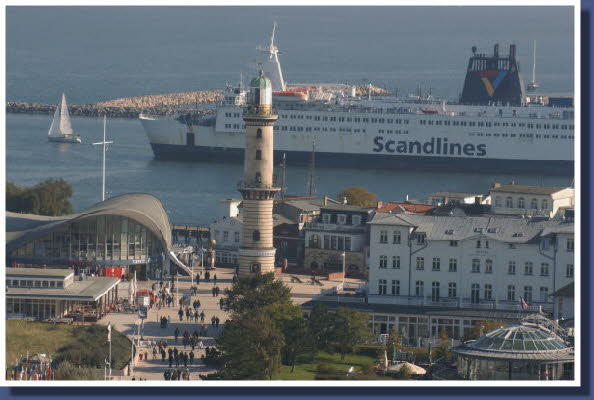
xmin=140 ymin=28 xmax=574 ymax=175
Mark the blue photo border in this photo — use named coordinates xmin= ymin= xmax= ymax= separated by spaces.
xmin=2 ymin=4 xmax=591 ymax=399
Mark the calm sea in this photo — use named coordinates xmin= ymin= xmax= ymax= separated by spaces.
xmin=5 ymin=6 xmax=575 ymax=225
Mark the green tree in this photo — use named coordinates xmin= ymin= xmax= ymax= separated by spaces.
xmin=336 ymin=187 xmax=377 ymax=207
xmin=223 ymin=272 xmax=292 ymax=316
xmin=463 ymin=320 xmax=506 ymax=341
xmin=282 ymin=315 xmax=314 ymax=373
xmin=307 ymin=302 xmax=334 ymax=360
xmin=331 ymin=308 xmax=373 ymax=360
xmin=215 ymin=310 xmax=284 ymax=380
xmin=6 ymin=178 xmax=74 ymax=216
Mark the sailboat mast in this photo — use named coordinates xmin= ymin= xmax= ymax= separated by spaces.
xmin=102 ymin=115 xmax=107 ymax=201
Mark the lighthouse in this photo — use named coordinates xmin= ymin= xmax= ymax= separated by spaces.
xmin=238 ymin=71 xmax=279 ymax=276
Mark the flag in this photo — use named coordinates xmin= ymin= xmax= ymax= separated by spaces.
xmin=518 ymin=297 xmax=529 ymax=310
xmin=107 ymin=323 xmax=112 ymax=342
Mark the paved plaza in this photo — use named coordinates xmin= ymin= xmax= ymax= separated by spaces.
xmin=99 ymin=267 xmax=357 ymax=380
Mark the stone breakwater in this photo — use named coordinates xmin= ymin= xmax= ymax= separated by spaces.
xmin=7 ymin=85 xmax=389 ymax=119
xmin=7 ymin=90 xmax=224 ymax=119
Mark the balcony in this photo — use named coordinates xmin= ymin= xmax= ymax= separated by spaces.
xmin=237 ymin=179 xmax=279 ymax=191
xmin=304 ymin=222 xmax=365 ymax=234
xmin=366 ymin=295 xmax=554 ymax=313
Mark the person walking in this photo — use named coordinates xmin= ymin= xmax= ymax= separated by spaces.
xmin=178 ymin=308 xmax=184 ymax=321
xmin=211 ymin=286 xmax=216 ymax=297
xmin=200 ymin=311 xmax=205 ymax=323
xmin=194 ymin=310 xmax=199 ymax=323
xmin=174 ymin=327 xmax=180 ymax=344
xmin=211 ymin=315 xmax=216 ymax=327
xmin=213 ymin=274 xmax=217 ymax=284
xmin=189 ymin=350 xmax=195 ymax=364
xmin=168 ymin=353 xmax=173 ymax=368
xmin=152 ymin=346 xmax=157 ymax=360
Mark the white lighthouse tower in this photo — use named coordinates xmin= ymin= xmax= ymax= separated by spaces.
xmin=238 ymin=71 xmax=279 ymax=276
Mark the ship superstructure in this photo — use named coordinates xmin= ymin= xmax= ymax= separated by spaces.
xmin=140 ymin=27 xmax=574 ymax=175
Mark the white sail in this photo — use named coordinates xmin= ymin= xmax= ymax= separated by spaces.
xmin=48 ymin=103 xmax=61 ymax=137
xmin=59 ymin=93 xmax=74 ymax=136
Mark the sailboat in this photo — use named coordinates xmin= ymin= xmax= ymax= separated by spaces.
xmin=526 ymin=40 xmax=540 ymax=91
xmin=48 ymin=93 xmax=81 ymax=143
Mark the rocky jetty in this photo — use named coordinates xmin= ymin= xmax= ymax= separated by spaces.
xmin=7 ymin=90 xmax=223 ymax=119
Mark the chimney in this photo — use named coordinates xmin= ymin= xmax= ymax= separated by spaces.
xmin=324 ymin=196 xmax=328 ymax=206
xmin=342 ymin=197 xmax=348 ymax=205
xmin=493 ymin=182 xmax=501 ymax=188
xmin=376 ymin=201 xmax=383 ymax=209
xmin=405 ymin=194 xmax=409 ymax=202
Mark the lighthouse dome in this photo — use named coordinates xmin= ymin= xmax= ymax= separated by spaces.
xmin=250 ymin=70 xmax=272 ymax=89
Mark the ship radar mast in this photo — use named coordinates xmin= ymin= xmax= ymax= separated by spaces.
xmin=257 ymin=21 xmax=286 ymax=92
xmin=527 ymin=40 xmax=539 ymax=91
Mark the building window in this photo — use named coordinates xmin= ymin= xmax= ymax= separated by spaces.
xmin=507 ymin=285 xmax=516 ymax=301
xmin=309 ymin=234 xmax=320 ymax=248
xmin=449 ymin=240 xmax=458 ymax=247
xmin=448 ymin=282 xmax=457 ymax=298
xmin=256 ymin=128 xmax=262 ymax=138
xmin=518 ymin=197 xmax=525 ymax=208
xmin=506 ymin=197 xmax=513 ymax=208
xmin=471 ymin=284 xmax=480 ymax=304
xmin=392 ymin=231 xmax=401 ymax=244
xmin=471 ymin=259 xmax=480 ymax=273
xmin=476 ymin=240 xmax=481 ymax=249
xmin=379 ymin=255 xmax=388 ymax=269
xmin=323 ymin=235 xmax=330 ymax=249
xmin=540 ymin=287 xmax=549 ymax=303
xmin=416 ymin=257 xmax=425 ymax=270
xmin=495 ymin=196 xmax=502 ymax=207
xmin=566 ymin=238 xmax=574 ymax=252
xmin=541 ymin=199 xmax=548 ymax=210
xmin=415 ymin=281 xmax=424 ymax=297
xmin=379 ymin=230 xmax=388 ymax=243
xmin=252 ymin=230 xmax=260 ymax=242
xmin=223 ymin=231 xmax=229 ymax=242
xmin=250 ymin=263 xmax=261 ymax=273
xmin=391 ymin=280 xmax=400 ymax=295
xmin=379 ymin=279 xmax=387 ymax=295
xmin=392 ymin=256 xmax=400 ymax=269
xmin=531 ymin=198 xmax=538 ymax=209
xmin=540 ymin=263 xmax=549 ymax=276
xmin=337 ymin=214 xmax=347 ymax=225
xmin=508 ymin=261 xmax=516 ymax=275
xmin=485 ymin=259 xmax=493 ymax=274
xmin=524 ymin=286 xmax=533 ymax=303
xmin=352 ymin=215 xmax=361 ymax=225
xmin=322 ymin=214 xmax=331 ymax=224
xmin=255 ymin=172 xmax=262 ymax=183
xmin=331 ymin=236 xmax=337 ymax=249
xmin=431 ymin=282 xmax=440 ymax=302
xmin=484 ymin=284 xmax=493 ymax=300
xmin=432 ymin=257 xmax=441 ymax=271
xmin=449 ymin=258 xmax=457 ymax=272
xmin=524 ymin=262 xmax=533 ymax=276
xmin=566 ymin=264 xmax=574 ymax=278
xmin=234 ymin=232 xmax=240 ymax=243
xmin=255 ymin=150 xmax=262 ymax=160
xmin=416 ymin=233 xmax=426 ymax=245
xmin=345 ymin=237 xmax=351 ymax=251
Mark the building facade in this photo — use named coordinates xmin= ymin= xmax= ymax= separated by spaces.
xmin=485 ymin=183 xmax=574 ymax=218
xmin=367 ymin=213 xmax=574 ymax=314
xmin=6 ymin=193 xmax=188 ymax=280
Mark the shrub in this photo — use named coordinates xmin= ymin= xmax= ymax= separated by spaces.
xmin=54 ymin=361 xmax=103 ymax=381
xmin=316 ymin=362 xmax=340 ymax=375
xmin=360 ymin=363 xmax=376 ymax=375
xmin=356 ymin=345 xmax=382 ymax=358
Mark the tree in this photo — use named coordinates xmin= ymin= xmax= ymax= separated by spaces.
xmin=283 ymin=316 xmax=314 ymax=373
xmin=222 ymin=272 xmax=292 ymax=316
xmin=463 ymin=320 xmax=506 ymax=341
xmin=307 ymin=302 xmax=334 ymax=360
xmin=215 ymin=310 xmax=284 ymax=380
xmin=330 ymin=308 xmax=373 ymax=360
xmin=336 ymin=187 xmax=377 ymax=207
xmin=6 ymin=178 xmax=74 ymax=216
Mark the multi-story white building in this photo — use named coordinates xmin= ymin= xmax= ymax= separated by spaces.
xmin=485 ymin=183 xmax=574 ymax=218
xmin=367 ymin=213 xmax=574 ymax=314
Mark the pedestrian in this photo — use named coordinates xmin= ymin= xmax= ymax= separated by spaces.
xmin=219 ymin=298 xmax=224 ymax=310
xmin=168 ymin=354 xmax=173 ymax=368
xmin=215 ymin=316 xmax=220 ymax=327
xmin=212 ymin=287 xmax=216 ymax=297
xmin=152 ymin=346 xmax=157 ymax=360
xmin=213 ymin=273 xmax=217 ymax=284
xmin=194 ymin=310 xmax=199 ymax=323
xmin=198 ymin=340 xmax=203 ymax=350
xmin=200 ymin=311 xmax=205 ymax=323
xmin=196 ymin=299 xmax=201 ymax=309
xmin=178 ymin=308 xmax=184 ymax=321
xmin=211 ymin=315 xmax=216 ymax=327
xmin=185 ymin=308 xmax=190 ymax=320
xmin=174 ymin=327 xmax=180 ymax=344
xmin=205 ymin=270 xmax=210 ymax=281
xmin=189 ymin=350 xmax=195 ymax=364
xmin=161 ymin=349 xmax=166 ymax=362
xmin=215 ymin=286 xmax=220 ymax=297
xmin=167 ymin=315 xmax=171 ymax=325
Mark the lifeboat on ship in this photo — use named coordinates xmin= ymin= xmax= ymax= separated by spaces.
xmin=421 ymin=108 xmax=439 ymax=114
xmin=273 ymin=89 xmax=309 ymax=102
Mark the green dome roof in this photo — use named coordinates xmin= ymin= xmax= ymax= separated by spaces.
xmin=250 ymin=71 xmax=272 ymax=88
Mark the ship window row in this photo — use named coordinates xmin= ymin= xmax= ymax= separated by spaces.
xmin=224 ymin=112 xmax=242 ymax=118
xmin=419 ymin=119 xmax=573 ymax=130
xmin=279 ymin=114 xmax=409 ymax=125
xmin=468 ymin=132 xmax=573 ymax=140
xmin=274 ymin=126 xmax=366 ymax=134
xmin=224 ymin=124 xmax=245 ymax=130
xmin=379 ymin=129 xmax=409 ymax=135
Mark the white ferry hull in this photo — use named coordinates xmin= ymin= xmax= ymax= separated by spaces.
xmin=140 ymin=115 xmax=574 ymax=175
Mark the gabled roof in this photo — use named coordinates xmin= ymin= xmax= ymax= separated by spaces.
xmin=490 ymin=184 xmax=567 ymax=195
xmin=368 ymin=213 xmax=573 ymax=243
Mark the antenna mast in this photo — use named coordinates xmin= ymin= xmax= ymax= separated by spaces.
xmin=280 ymin=153 xmax=287 ymax=199
xmin=532 ymin=40 xmax=537 ymax=84
xmin=307 ymin=141 xmax=317 ymax=197
xmin=92 ymin=115 xmax=114 ymax=202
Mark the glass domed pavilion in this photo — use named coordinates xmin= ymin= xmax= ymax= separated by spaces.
xmin=451 ymin=315 xmax=574 ymax=380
